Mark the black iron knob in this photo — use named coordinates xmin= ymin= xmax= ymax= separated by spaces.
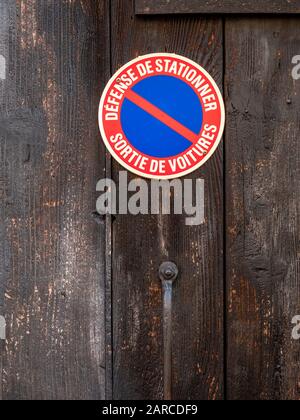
xmin=159 ymin=262 xmax=179 ymax=282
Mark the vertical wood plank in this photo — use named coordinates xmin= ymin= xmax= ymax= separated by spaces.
xmin=226 ymin=18 xmax=300 ymax=400
xmin=111 ymin=0 xmax=224 ymax=400
xmin=0 ymin=0 xmax=109 ymax=400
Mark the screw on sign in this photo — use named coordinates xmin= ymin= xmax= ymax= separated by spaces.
xmin=99 ymin=53 xmax=225 ymax=179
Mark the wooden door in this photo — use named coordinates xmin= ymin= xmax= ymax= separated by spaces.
xmin=0 ymin=0 xmax=299 ymax=401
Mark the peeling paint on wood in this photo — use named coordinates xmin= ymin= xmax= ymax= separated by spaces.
xmin=226 ymin=18 xmax=300 ymax=401
xmin=0 ymin=0 xmax=110 ymax=400
xmin=0 ymin=56 xmax=5 ymax=80
xmin=0 ymin=317 xmax=5 ymax=340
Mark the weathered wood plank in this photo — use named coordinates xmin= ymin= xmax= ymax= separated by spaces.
xmin=0 ymin=0 xmax=109 ymax=400
xmin=136 ymin=0 xmax=300 ymax=15
xmin=226 ymin=18 xmax=300 ymax=400
xmin=111 ymin=0 xmax=224 ymax=400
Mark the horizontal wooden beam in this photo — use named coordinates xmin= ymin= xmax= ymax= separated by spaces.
xmin=135 ymin=0 xmax=300 ymax=15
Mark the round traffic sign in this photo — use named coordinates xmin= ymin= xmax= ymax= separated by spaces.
xmin=99 ymin=53 xmax=225 ymax=179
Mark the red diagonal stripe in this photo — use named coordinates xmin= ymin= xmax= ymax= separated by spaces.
xmin=125 ymin=89 xmax=199 ymax=144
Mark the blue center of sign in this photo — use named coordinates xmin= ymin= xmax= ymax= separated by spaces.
xmin=120 ymin=75 xmax=203 ymax=158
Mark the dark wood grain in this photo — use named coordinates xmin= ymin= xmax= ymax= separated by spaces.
xmin=226 ymin=18 xmax=300 ymax=400
xmin=0 ymin=0 xmax=109 ymax=400
xmin=2 ymin=0 xmax=299 ymax=402
xmin=111 ymin=0 xmax=224 ymax=400
xmin=136 ymin=0 xmax=300 ymax=15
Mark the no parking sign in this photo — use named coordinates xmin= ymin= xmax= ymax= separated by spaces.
xmin=99 ymin=53 xmax=225 ymax=179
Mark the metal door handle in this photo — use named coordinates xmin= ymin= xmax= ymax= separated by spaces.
xmin=159 ymin=262 xmax=179 ymax=400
